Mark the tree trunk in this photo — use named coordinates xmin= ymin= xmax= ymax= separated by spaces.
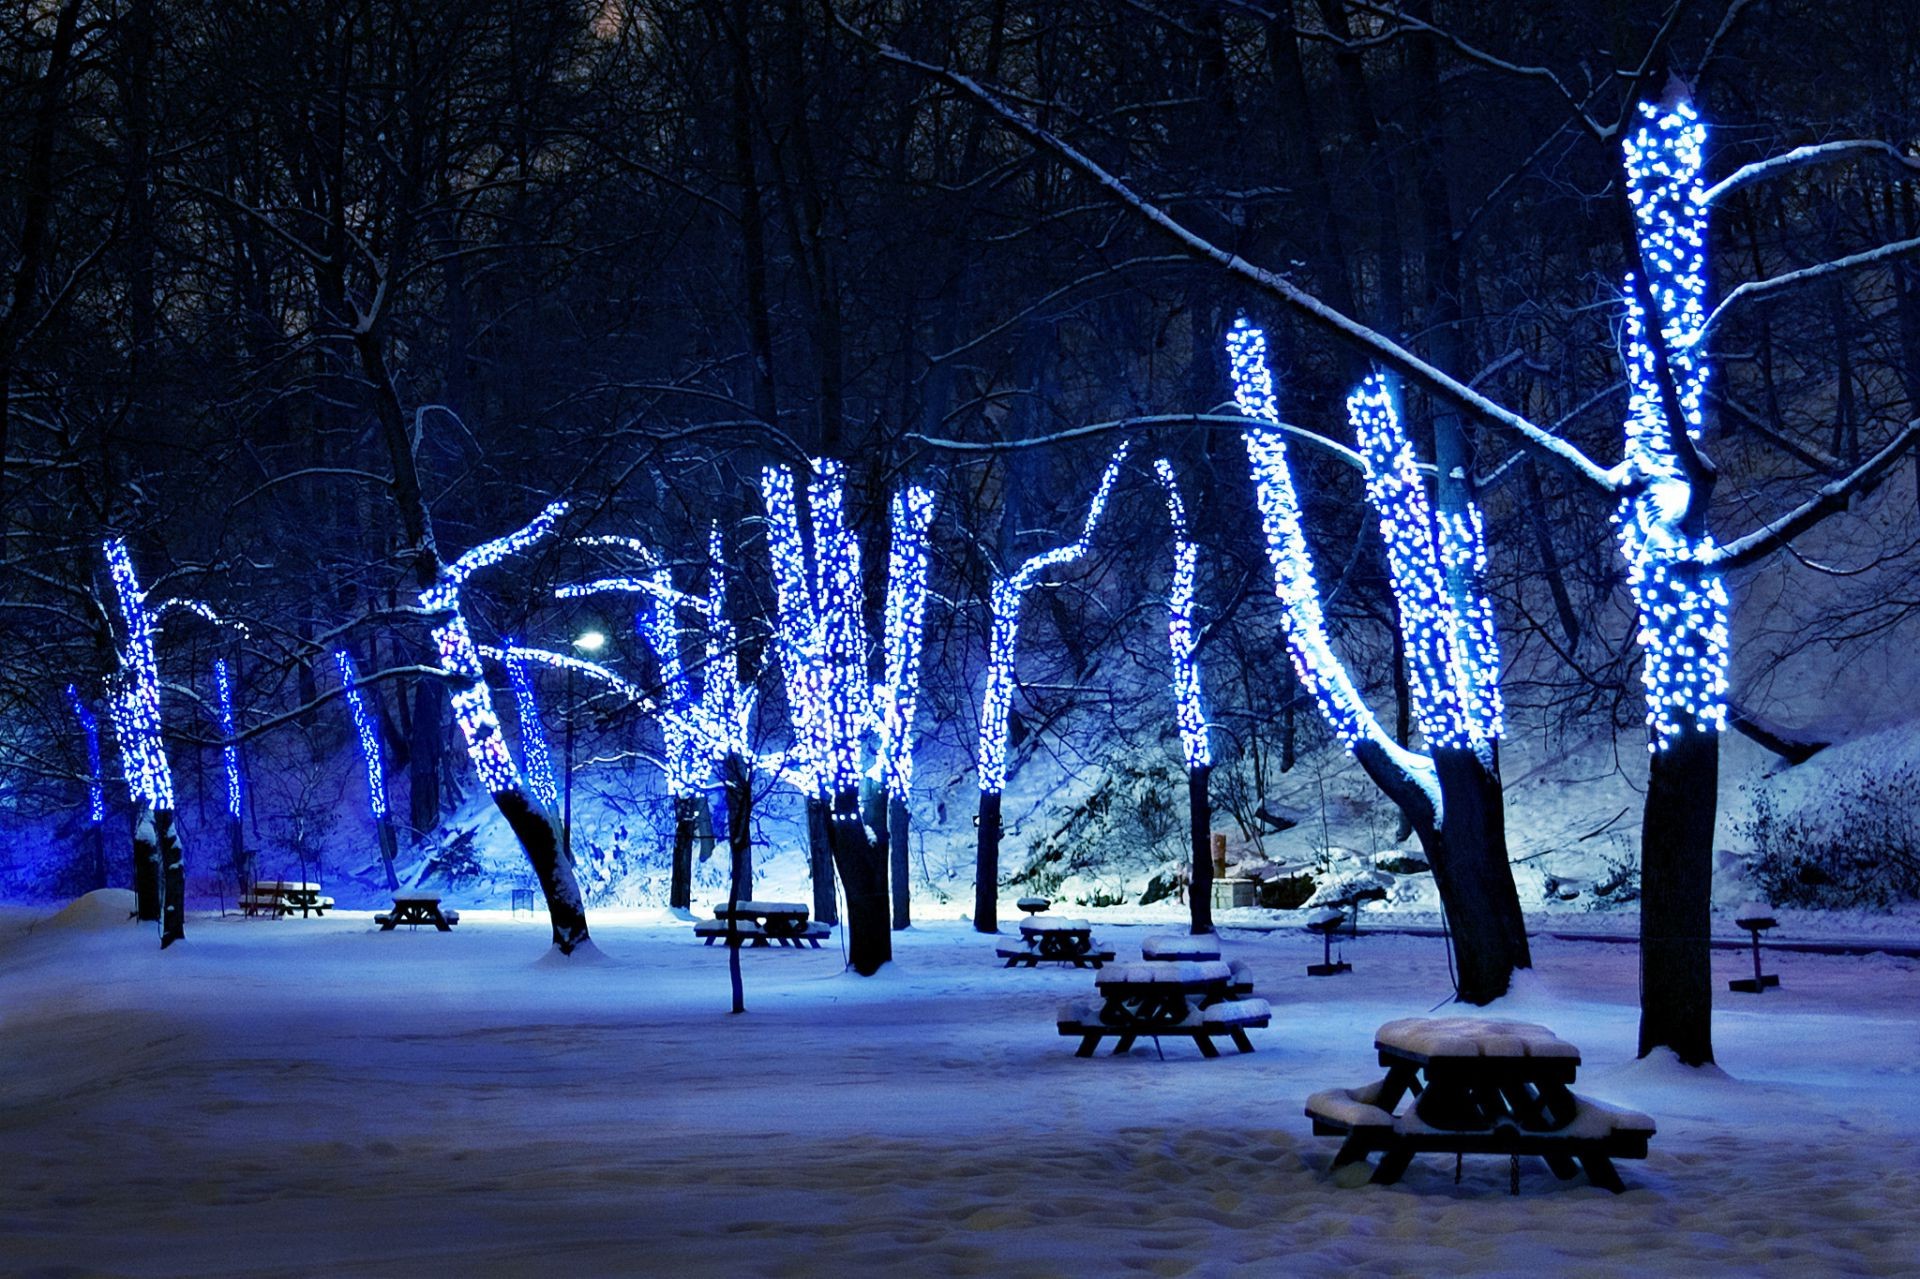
xmin=725 ymin=753 xmax=750 ymax=1013
xmin=228 ymin=816 xmax=248 ymax=885
xmin=132 ymin=805 xmax=161 ymax=921
xmin=888 ymin=792 xmax=911 ymax=930
xmin=1638 ymin=726 xmax=1719 ymax=1065
xmin=156 ymin=808 xmax=185 ymax=948
xmin=825 ymin=792 xmax=890 ymax=975
xmin=1431 ymin=747 xmax=1531 ymax=1002
xmin=91 ymin=823 xmax=109 ymax=894
xmin=807 ymin=796 xmax=836 ymax=923
xmin=375 ymin=816 xmax=400 ymax=892
xmin=1189 ymin=764 xmax=1214 ymax=935
xmin=408 ymin=677 xmax=445 ymax=837
xmin=493 ymin=788 xmax=589 ymax=952
xmin=974 ymin=790 xmax=1002 ymax=933
xmin=670 ymin=794 xmax=697 ymax=910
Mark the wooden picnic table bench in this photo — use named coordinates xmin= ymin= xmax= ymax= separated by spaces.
xmin=1304 ymin=1017 xmax=1654 ymax=1193
xmin=240 ymin=881 xmax=334 ymax=918
xmin=1056 ymin=960 xmax=1269 ymax=1058
xmin=1140 ymin=935 xmax=1254 ymax=995
xmin=997 ymin=916 xmax=1114 ymax=968
xmin=700 ymin=902 xmax=827 ymax=948
xmin=375 ymin=892 xmax=460 ymax=932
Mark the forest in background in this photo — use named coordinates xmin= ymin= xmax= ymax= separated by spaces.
xmin=5 ymin=0 xmax=1919 ymax=914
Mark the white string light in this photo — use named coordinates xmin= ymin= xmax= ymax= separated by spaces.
xmin=876 ymin=486 xmax=935 ymax=797
xmin=103 ymin=538 xmax=176 ymax=810
xmin=1617 ymin=95 xmax=1730 ymax=748
xmin=1152 ymin=459 xmax=1210 ymax=770
xmin=976 ymin=443 xmax=1131 ymax=795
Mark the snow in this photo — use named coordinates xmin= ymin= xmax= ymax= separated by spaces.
xmin=2 ymin=908 xmax=1917 ymax=1274
xmin=1374 ymin=1016 xmax=1580 ymax=1060
xmin=1096 ymin=960 xmax=1234 ymax=985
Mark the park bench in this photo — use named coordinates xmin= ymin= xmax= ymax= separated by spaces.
xmin=697 ymin=902 xmax=829 ymax=948
xmin=1304 ymin=1016 xmax=1655 ymax=1193
xmin=240 ymin=881 xmax=334 ymax=919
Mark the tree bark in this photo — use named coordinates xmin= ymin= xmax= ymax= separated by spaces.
xmin=1188 ymin=764 xmax=1214 ymax=935
xmin=1638 ymin=726 xmax=1719 ymax=1065
xmin=725 ymin=753 xmax=751 ymax=1013
xmin=670 ymin=794 xmax=697 ymax=910
xmin=807 ymin=796 xmax=836 ymax=923
xmin=375 ymin=816 xmax=400 ymax=892
xmin=156 ymin=808 xmax=185 ymax=948
xmin=228 ymin=816 xmax=248 ymax=885
xmin=974 ymin=790 xmax=1002 ymax=933
xmin=825 ymin=792 xmax=890 ymax=975
xmin=494 ymin=788 xmax=589 ymax=952
xmin=408 ymin=677 xmax=446 ymax=837
xmin=91 ymin=823 xmax=110 ymax=894
xmin=1431 ymin=747 xmax=1531 ymax=1002
xmin=132 ymin=805 xmax=161 ymax=921
xmin=888 ymin=792 xmax=911 ymax=930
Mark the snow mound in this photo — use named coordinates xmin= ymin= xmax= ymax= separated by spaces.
xmin=532 ymin=937 xmax=616 ymax=969
xmin=39 ymin=888 xmax=137 ymax=931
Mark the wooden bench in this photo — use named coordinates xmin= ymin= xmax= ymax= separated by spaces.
xmin=1140 ymin=936 xmax=1254 ymax=995
xmin=1057 ymin=996 xmax=1271 ymax=1058
xmin=1305 ymin=1083 xmax=1654 ymax=1194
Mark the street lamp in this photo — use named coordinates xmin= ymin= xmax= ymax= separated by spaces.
xmin=564 ymin=630 xmax=607 ymax=865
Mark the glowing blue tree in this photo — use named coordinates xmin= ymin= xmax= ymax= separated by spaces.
xmin=1229 ymin=321 xmax=1530 ymax=1000
xmin=503 ymin=645 xmax=560 ymax=810
xmin=334 ymin=650 xmax=400 ymax=890
xmin=973 ymin=443 xmax=1129 ymax=933
xmin=1151 ymin=459 xmax=1216 ymax=933
xmin=419 ymin=500 xmax=592 ymax=952
xmin=875 ymin=486 xmax=935 ymax=929
xmin=101 ymin=537 xmax=233 ymax=946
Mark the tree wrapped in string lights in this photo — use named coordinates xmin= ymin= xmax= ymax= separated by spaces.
xmin=334 ymin=650 xmax=400 ymax=891
xmin=66 ymin=684 xmax=109 ymax=891
xmin=1228 ymin=322 xmax=1529 ymax=1000
xmin=419 ymin=500 xmax=595 ymax=953
xmin=875 ymin=486 xmax=935 ymax=930
xmin=101 ymin=537 xmax=234 ymax=946
xmin=759 ymin=459 xmax=930 ymax=973
xmin=974 ymin=444 xmax=1129 ymax=933
xmin=211 ymin=659 xmax=248 ymax=882
xmin=1151 ymin=459 xmax=1214 ymax=935
xmin=503 ymin=645 xmax=560 ymax=810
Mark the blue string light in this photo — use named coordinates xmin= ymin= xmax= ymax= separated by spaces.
xmin=503 ymin=641 xmax=560 ymax=808
xmin=102 ymin=538 xmax=176 ymax=810
xmin=66 ymin=684 xmax=106 ymax=824
xmin=420 ymin=501 xmax=568 ymax=794
xmin=976 ymin=444 xmax=1131 ymax=795
xmin=1617 ymin=95 xmax=1730 ymax=748
xmin=213 ymin=659 xmax=244 ymax=820
xmin=1152 ymin=460 xmax=1210 ymax=771
xmin=637 ymin=572 xmax=712 ymax=798
xmin=334 ymin=650 xmax=389 ymax=819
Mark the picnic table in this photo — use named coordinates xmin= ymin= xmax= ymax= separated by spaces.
xmin=696 ymin=901 xmax=829 ymax=948
xmin=375 ymin=892 xmax=460 ymax=932
xmin=1056 ymin=960 xmax=1270 ymax=1058
xmin=1140 ymin=935 xmax=1254 ymax=995
xmin=997 ymin=916 xmax=1114 ymax=968
xmin=1305 ymin=1016 xmax=1655 ymax=1193
xmin=240 ymin=881 xmax=334 ymax=919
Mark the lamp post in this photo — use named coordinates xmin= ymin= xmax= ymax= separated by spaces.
xmin=565 ymin=630 xmax=607 ymax=865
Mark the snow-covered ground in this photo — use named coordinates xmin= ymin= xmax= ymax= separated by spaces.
xmin=2 ymin=892 xmax=1916 ymax=1276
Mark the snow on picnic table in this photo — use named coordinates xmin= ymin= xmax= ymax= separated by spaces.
xmin=0 ymin=895 xmax=1916 ymax=1276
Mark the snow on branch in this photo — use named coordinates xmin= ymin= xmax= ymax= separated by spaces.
xmin=1709 ymin=418 xmax=1920 ymax=571
xmin=976 ymin=443 xmax=1130 ymax=795
xmin=911 ymin=412 xmax=1378 ymax=473
xmin=1696 ymin=234 xmax=1920 ymax=344
xmin=1702 ymin=138 xmax=1920 ymax=207
xmin=480 ymin=644 xmax=654 ymax=710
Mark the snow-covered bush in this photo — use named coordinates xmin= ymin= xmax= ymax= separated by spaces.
xmin=1744 ymin=767 xmax=1920 ymax=907
xmin=1014 ymin=748 xmax=1187 ymax=904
